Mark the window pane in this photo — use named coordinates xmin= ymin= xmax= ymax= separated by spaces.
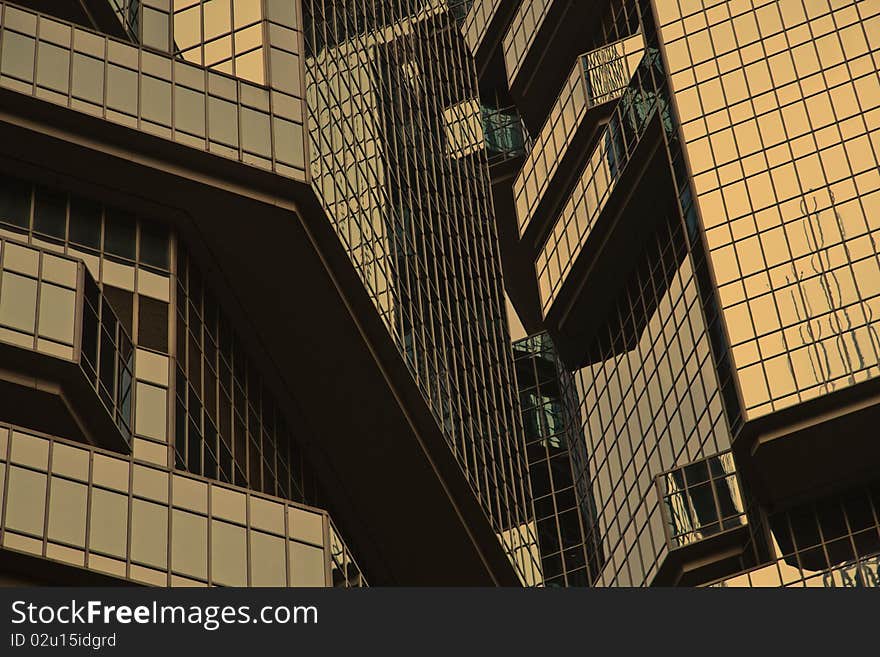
xmin=0 ymin=271 xmax=37 ymax=334
xmin=1 ymin=31 xmax=36 ymax=81
xmin=138 ymin=296 xmax=169 ymax=351
xmin=89 ymin=488 xmax=128 ymax=557
xmin=240 ymin=107 xmax=270 ymax=156
xmin=141 ymin=75 xmax=172 ymax=125
xmin=175 ymin=85 xmax=206 ymax=136
xmin=208 ymin=96 xmax=238 ymax=146
xmin=36 ymin=41 xmax=70 ymax=92
xmin=33 ymin=186 xmax=66 ymax=239
xmin=107 ymin=64 xmax=137 ymax=115
xmin=48 ymin=477 xmax=87 ymax=546
xmin=142 ymin=8 xmax=170 ymax=52
xmin=250 ymin=530 xmax=285 ymax=586
xmin=131 ymin=498 xmax=168 ymax=568
xmin=71 ymin=52 xmax=104 ymax=104
xmin=69 ymin=195 xmax=101 ymax=248
xmin=139 ymin=221 xmax=169 ymax=269
xmin=135 ymin=381 xmax=167 ymax=440
xmin=289 ymin=541 xmax=325 ymax=586
xmin=104 ymin=209 xmax=136 ymax=259
xmin=38 ymin=283 xmax=76 ymax=344
xmin=211 ymin=519 xmax=246 ymax=586
xmin=0 ymin=176 xmax=31 ymax=228
xmin=5 ymin=466 xmax=47 ymax=535
xmin=171 ymin=508 xmax=207 ymax=579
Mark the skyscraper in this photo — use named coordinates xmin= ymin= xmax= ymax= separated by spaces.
xmin=0 ymin=0 xmax=540 ymax=586
xmin=466 ymin=0 xmax=880 ymax=586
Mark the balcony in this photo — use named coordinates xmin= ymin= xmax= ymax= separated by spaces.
xmin=514 ymin=32 xmax=644 ymax=248
xmin=0 ymin=237 xmax=132 ymax=452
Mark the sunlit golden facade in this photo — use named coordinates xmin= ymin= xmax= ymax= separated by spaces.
xmin=466 ymin=0 xmax=880 ymax=586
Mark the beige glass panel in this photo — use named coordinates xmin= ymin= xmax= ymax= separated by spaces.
xmin=50 ymin=443 xmax=89 ymax=481
xmin=250 ymin=530 xmax=286 ymax=586
xmin=135 ymin=382 xmax=168 ymax=441
xmin=48 ymin=477 xmax=87 ymax=546
xmin=289 ymin=541 xmax=325 ymax=587
xmin=5 ymin=466 xmax=46 ymax=535
xmin=171 ymin=508 xmax=207 ymax=580
xmin=0 ymin=272 xmax=37 ymax=334
xmin=131 ymin=498 xmax=168 ymax=568
xmin=211 ymin=519 xmax=246 ymax=586
xmin=288 ymin=507 xmax=323 ymax=545
xmin=89 ymin=488 xmax=128 ymax=557
xmin=38 ymin=283 xmax=76 ymax=344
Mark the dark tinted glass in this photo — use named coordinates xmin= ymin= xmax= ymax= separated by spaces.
xmin=138 ymin=296 xmax=169 ymax=352
xmin=33 ymin=186 xmax=66 ymax=238
xmin=69 ymin=196 xmax=102 ymax=248
xmin=104 ymin=209 xmax=136 ymax=260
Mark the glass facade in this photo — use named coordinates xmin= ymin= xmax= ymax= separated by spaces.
xmin=482 ymin=0 xmax=880 ymax=587
xmin=657 ymin=0 xmax=880 ymax=420
xmin=302 ymin=0 xmax=540 ymax=585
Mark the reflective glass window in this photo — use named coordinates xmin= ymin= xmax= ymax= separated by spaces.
xmin=5 ymin=466 xmax=46 ymax=535
xmin=48 ymin=477 xmax=87 ymax=546
xmin=0 ymin=271 xmax=37 ymax=334
xmin=69 ymin=195 xmax=101 ymax=248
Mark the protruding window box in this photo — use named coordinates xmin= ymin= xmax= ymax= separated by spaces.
xmin=0 ymin=238 xmax=132 ymax=453
xmin=514 ymin=33 xmax=645 ymax=249
xmin=653 ymin=453 xmax=751 ymax=586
